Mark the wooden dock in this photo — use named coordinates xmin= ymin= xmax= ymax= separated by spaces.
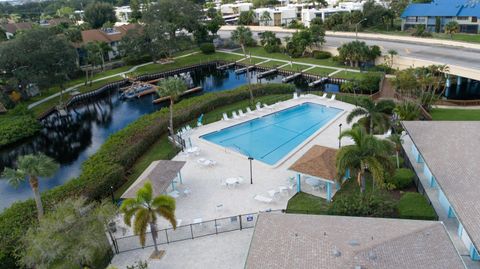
xmin=282 ymin=73 xmax=301 ymax=83
xmin=136 ymin=87 xmax=158 ymax=97
xmin=308 ymin=77 xmax=329 ymax=87
xmin=217 ymin=62 xmax=235 ymax=70
xmin=257 ymin=68 xmax=278 ymax=79
xmin=153 ymin=86 xmax=203 ymax=104
xmin=235 ymin=66 xmax=255 ymax=75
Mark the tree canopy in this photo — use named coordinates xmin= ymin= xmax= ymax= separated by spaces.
xmin=84 ymin=2 xmax=116 ymax=29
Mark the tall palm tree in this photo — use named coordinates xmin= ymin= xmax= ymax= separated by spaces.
xmin=260 ymin=11 xmax=272 ymax=26
xmin=120 ymin=182 xmax=177 ymax=258
xmin=158 ymin=77 xmax=187 ymax=136
xmin=2 ymin=154 xmax=59 ymax=219
xmin=96 ymin=41 xmax=112 ymax=71
xmin=387 ymin=49 xmax=398 ymax=68
xmin=445 ymin=21 xmax=459 ymax=39
xmin=336 ymin=127 xmax=393 ymax=193
xmin=346 ymin=99 xmax=392 ymax=134
xmin=231 ymin=26 xmax=255 ymax=104
xmin=387 ymin=134 xmax=403 ymax=169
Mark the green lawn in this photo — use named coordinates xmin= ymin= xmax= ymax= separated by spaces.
xmin=238 ymin=47 xmax=345 ymax=68
xmin=257 ymin=60 xmax=285 ymax=68
xmin=307 ymin=67 xmax=337 ymax=76
xmin=331 ymin=71 xmax=367 ymax=80
xmin=115 ymin=93 xmax=290 ymax=198
xmin=286 ymin=192 xmax=330 ymax=214
xmin=430 ymin=108 xmax=480 ymax=121
xmin=397 ymin=192 xmax=437 ymax=220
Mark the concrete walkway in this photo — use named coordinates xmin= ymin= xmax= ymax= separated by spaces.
xmin=27 ymin=52 xmax=200 ymax=110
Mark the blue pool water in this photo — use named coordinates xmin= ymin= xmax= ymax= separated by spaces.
xmin=201 ymin=103 xmax=342 ymax=165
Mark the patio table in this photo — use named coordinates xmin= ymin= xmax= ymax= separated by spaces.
xmin=305 ymin=177 xmax=321 ymax=187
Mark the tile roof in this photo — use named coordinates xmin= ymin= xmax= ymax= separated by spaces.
xmin=402 ymin=121 xmax=480 ymax=253
xmin=121 ymin=160 xmax=186 ymax=199
xmin=1 ymin=22 xmax=33 ymax=34
xmin=289 ymin=145 xmax=337 ymax=181
xmin=80 ymin=24 xmax=141 ymax=44
xmin=401 ymin=0 xmax=480 ymax=18
xmin=245 ymin=213 xmax=466 ymax=269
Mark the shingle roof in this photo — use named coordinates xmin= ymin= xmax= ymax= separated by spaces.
xmin=401 ymin=0 xmax=480 ymax=18
xmin=402 ymin=121 xmax=480 ymax=253
xmin=1 ymin=22 xmax=33 ymax=34
xmin=80 ymin=24 xmax=141 ymax=44
xmin=121 ymin=160 xmax=186 ymax=199
xmin=245 ymin=214 xmax=466 ymax=269
xmin=289 ymin=145 xmax=337 ymax=181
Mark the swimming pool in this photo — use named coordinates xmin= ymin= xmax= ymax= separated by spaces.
xmin=201 ymin=102 xmax=342 ymax=165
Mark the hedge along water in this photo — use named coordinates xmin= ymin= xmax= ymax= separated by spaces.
xmin=0 ymin=65 xmax=306 ymax=210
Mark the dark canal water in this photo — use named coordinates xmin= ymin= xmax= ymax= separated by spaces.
xmin=0 ymin=67 xmax=331 ymax=210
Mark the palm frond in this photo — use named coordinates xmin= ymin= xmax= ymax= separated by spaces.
xmin=346 ymin=107 xmax=367 ymax=123
xmin=1 ymin=167 xmax=26 ymax=188
xmin=133 ymin=207 xmax=150 ymax=246
xmin=156 ymin=207 xmax=177 ymax=229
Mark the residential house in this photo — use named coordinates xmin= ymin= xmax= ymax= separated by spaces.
xmin=402 ymin=121 xmax=480 ymax=266
xmin=115 ymin=6 xmax=133 ymax=23
xmin=401 ymin=0 xmax=480 ymax=33
xmin=245 ymin=213 xmax=466 ymax=269
xmin=220 ymin=3 xmax=253 ymax=16
xmin=1 ymin=22 xmax=33 ymax=39
xmin=255 ymin=6 xmax=297 ymax=26
xmin=302 ymin=7 xmax=356 ymax=27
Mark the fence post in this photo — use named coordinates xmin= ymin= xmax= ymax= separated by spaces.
xmin=190 ymin=224 xmax=194 ymax=239
xmin=165 ymin=229 xmax=169 ymax=244
xmin=239 ymin=215 xmax=242 ymax=230
xmin=215 ymin=219 xmax=218 ymax=235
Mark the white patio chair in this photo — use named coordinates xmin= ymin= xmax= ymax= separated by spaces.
xmin=329 ymin=94 xmax=336 ymax=101
xmin=254 ymin=194 xmax=273 ymax=204
xmin=168 ymin=190 xmax=180 ymax=198
xmin=238 ymin=109 xmax=246 ymax=117
xmin=232 ymin=111 xmax=239 ymax=119
xmin=263 ymin=103 xmax=274 ymax=110
xmin=220 ymin=179 xmax=227 ymax=188
xmin=183 ymin=188 xmax=191 ymax=196
xmin=256 ymin=102 xmax=263 ymax=111
xmin=246 ymin=107 xmax=254 ymax=114
xmin=293 ymin=92 xmax=299 ymax=99
xmin=223 ymin=113 xmax=230 ymax=121
xmin=320 ymin=93 xmax=327 ymax=99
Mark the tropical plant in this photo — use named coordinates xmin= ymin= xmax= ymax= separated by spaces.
xmin=120 ymin=182 xmax=177 ymax=258
xmin=445 ymin=21 xmax=460 ymax=39
xmin=260 ymin=11 xmax=272 ymax=26
xmin=238 ymin=10 xmax=255 ymax=25
xmin=386 ymin=49 xmax=398 ymax=68
xmin=337 ymin=41 xmax=381 ymax=67
xmin=158 ymin=77 xmax=187 ymax=135
xmin=336 ymin=127 xmax=394 ymax=192
xmin=231 ymin=26 xmax=256 ymax=103
xmin=394 ymin=101 xmax=420 ymax=120
xmin=20 ymin=197 xmax=116 ymax=269
xmin=346 ymin=99 xmax=393 ymax=134
xmin=387 ymin=134 xmax=403 ymax=168
xmin=2 ymin=154 xmax=59 ymax=219
xmin=259 ymin=31 xmax=281 ymax=53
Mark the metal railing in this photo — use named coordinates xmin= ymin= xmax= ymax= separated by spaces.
xmin=112 ymin=212 xmax=264 ymax=254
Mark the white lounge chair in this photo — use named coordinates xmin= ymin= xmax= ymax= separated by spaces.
xmin=293 ymin=92 xmax=299 ymax=99
xmin=238 ymin=109 xmax=246 ymax=117
xmin=256 ymin=102 xmax=263 ymax=111
xmin=246 ymin=107 xmax=254 ymax=114
xmin=223 ymin=113 xmax=230 ymax=121
xmin=263 ymin=103 xmax=274 ymax=110
xmin=254 ymin=194 xmax=273 ymax=204
xmin=329 ymin=94 xmax=336 ymax=101
xmin=232 ymin=111 xmax=239 ymax=119
xmin=320 ymin=93 xmax=327 ymax=99
xmin=197 ymin=158 xmax=216 ymax=167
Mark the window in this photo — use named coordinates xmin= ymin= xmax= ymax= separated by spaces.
xmin=457 ymin=16 xmax=469 ymax=20
xmin=472 ymin=17 xmax=478 ymax=22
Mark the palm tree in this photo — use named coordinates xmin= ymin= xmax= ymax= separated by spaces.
xmin=387 ymin=134 xmax=403 ymax=168
xmin=394 ymin=101 xmax=420 ymax=121
xmin=120 ymin=182 xmax=177 ymax=258
xmin=2 ymin=154 xmax=59 ymax=219
xmin=158 ymin=77 xmax=187 ymax=136
xmin=96 ymin=41 xmax=112 ymax=71
xmin=346 ymin=99 xmax=392 ymax=134
xmin=387 ymin=49 xmax=397 ymax=68
xmin=445 ymin=21 xmax=459 ymax=39
xmin=336 ymin=127 xmax=393 ymax=193
xmin=231 ymin=26 xmax=255 ymax=104
xmin=260 ymin=11 xmax=272 ymax=26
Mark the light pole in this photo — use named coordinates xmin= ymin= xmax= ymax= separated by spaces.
xmin=248 ymin=156 xmax=254 ymax=184
xmin=355 ymin=18 xmax=367 ymax=41
xmin=338 ymin=123 xmax=343 ymax=148
xmin=110 ymin=185 xmax=115 ymax=204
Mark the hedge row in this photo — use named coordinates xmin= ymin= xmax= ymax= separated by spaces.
xmin=0 ymin=83 xmax=295 ymax=268
xmin=397 ymin=192 xmax=437 ymax=220
xmin=0 ymin=112 xmax=41 ymax=148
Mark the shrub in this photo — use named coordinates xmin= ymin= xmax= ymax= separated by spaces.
xmin=0 ymin=107 xmax=41 ymax=148
xmin=313 ymin=51 xmax=332 ymax=59
xmin=0 ymin=83 xmax=295 ymax=267
xmin=391 ymin=168 xmax=415 ymax=189
xmin=398 ymin=192 xmax=437 ymax=220
xmin=328 ymin=192 xmax=396 ymax=218
xmin=200 ymin=43 xmax=215 ymax=54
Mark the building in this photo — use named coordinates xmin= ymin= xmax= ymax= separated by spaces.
xmin=0 ymin=22 xmax=33 ymax=39
xmin=220 ymin=3 xmax=253 ymax=15
xmin=78 ymin=24 xmax=141 ymax=62
xmin=115 ymin=6 xmax=133 ymax=23
xmin=402 ymin=121 xmax=480 ymax=266
xmin=401 ymin=0 xmax=480 ymax=33
xmin=255 ymin=6 xmax=297 ymax=26
xmin=245 ymin=213 xmax=466 ymax=269
xmin=302 ymin=7 xmax=354 ymax=27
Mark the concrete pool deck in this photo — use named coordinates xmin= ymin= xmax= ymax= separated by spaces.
xmin=111 ymin=95 xmax=357 ymax=266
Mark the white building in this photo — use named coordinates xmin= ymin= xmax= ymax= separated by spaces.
xmin=220 ymin=3 xmax=253 ymax=15
xmin=255 ymin=6 xmax=298 ymax=26
xmin=301 ymin=6 xmax=357 ymax=27
xmin=115 ymin=6 xmax=132 ymax=23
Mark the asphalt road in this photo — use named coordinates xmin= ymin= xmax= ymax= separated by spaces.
xmin=218 ymin=30 xmax=480 ymax=71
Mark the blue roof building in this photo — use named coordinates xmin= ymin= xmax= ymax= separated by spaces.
xmin=401 ymin=0 xmax=480 ymax=33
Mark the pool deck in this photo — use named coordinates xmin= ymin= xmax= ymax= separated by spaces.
xmin=111 ymin=95 xmax=357 ymax=267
